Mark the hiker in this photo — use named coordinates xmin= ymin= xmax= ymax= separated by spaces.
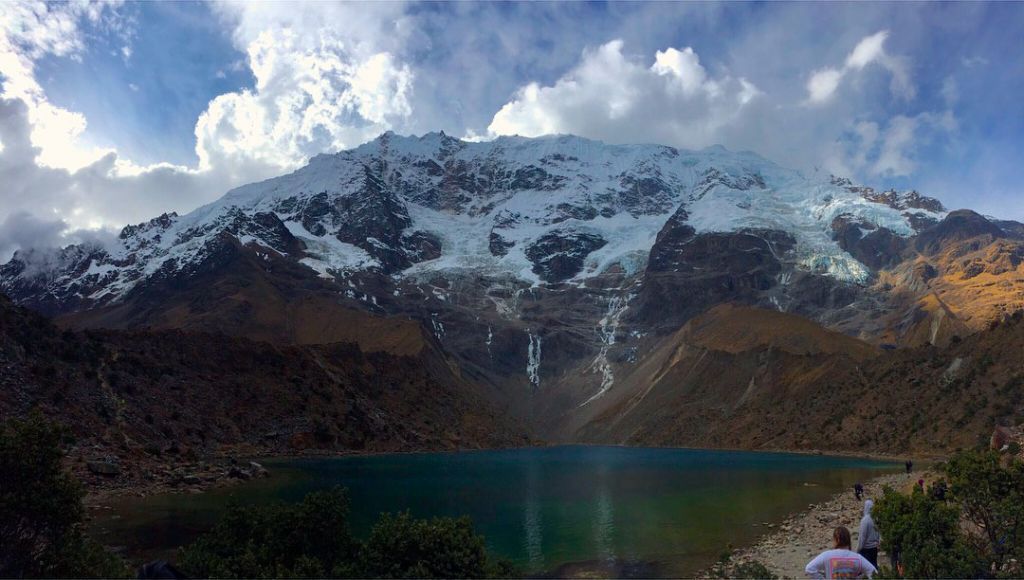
xmin=917 ymin=478 xmax=925 ymax=491
xmin=905 ymin=459 xmax=913 ymax=474
xmin=805 ymin=526 xmax=877 ymax=579
xmin=857 ymin=500 xmax=880 ymax=568
xmin=854 ymin=482 xmax=864 ymax=501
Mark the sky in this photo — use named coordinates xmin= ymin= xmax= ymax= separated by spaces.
xmin=0 ymin=1 xmax=1022 ymax=260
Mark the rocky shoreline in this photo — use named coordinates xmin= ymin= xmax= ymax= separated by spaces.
xmin=714 ymin=470 xmax=928 ymax=578
xmin=80 ymin=454 xmax=272 ymax=510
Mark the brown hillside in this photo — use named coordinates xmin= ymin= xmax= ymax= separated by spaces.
xmin=682 ymin=303 xmax=878 ymax=358
xmin=578 ymin=303 xmax=1024 ymax=455
xmin=57 ymin=237 xmax=429 ymax=356
xmin=0 ymin=294 xmax=530 ymax=489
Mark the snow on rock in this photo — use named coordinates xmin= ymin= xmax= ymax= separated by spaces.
xmin=1 ymin=132 xmax=946 ymax=309
xmin=527 ymin=329 xmax=542 ymax=389
xmin=581 ymin=294 xmax=633 ymax=406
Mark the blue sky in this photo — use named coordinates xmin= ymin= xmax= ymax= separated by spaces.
xmin=0 ymin=1 xmax=1022 ymax=256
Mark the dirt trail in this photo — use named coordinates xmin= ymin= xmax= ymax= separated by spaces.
xmin=731 ymin=470 xmax=928 ymax=578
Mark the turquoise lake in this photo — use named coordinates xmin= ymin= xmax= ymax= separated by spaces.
xmin=89 ymin=446 xmax=898 ymax=577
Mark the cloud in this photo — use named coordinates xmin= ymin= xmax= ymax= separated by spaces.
xmin=807 ymin=68 xmax=843 ymax=103
xmin=873 ymin=115 xmax=919 ymax=176
xmin=833 ymin=111 xmax=958 ymax=179
xmin=0 ymin=0 xmax=132 ymax=171
xmin=805 ymin=31 xmax=913 ymax=105
xmin=195 ymin=2 xmax=415 ymax=172
xmin=0 ymin=211 xmax=68 ymax=261
xmin=0 ymin=0 xmax=419 ymax=248
xmin=485 ymin=39 xmax=760 ymax=149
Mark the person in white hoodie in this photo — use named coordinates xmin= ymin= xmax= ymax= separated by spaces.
xmin=857 ymin=499 xmax=881 ymax=568
xmin=805 ymin=526 xmax=877 ymax=579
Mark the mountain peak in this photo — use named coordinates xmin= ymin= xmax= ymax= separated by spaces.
xmin=1 ymin=133 xmax=953 ymax=313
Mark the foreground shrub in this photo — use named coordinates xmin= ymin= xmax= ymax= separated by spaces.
xmin=179 ymin=487 xmax=360 ymax=578
xmin=873 ymin=485 xmax=981 ymax=578
xmin=180 ymin=487 xmax=516 ymax=578
xmin=944 ymin=449 xmax=1024 ymax=572
xmin=0 ymin=414 xmax=126 ymax=578
xmin=874 ymin=449 xmax=1024 ymax=578
xmin=361 ymin=511 xmax=514 ymax=578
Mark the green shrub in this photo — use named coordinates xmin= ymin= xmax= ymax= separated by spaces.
xmin=360 ymin=511 xmax=511 ymax=578
xmin=873 ymin=485 xmax=981 ymax=578
xmin=0 ymin=413 xmax=127 ymax=578
xmin=710 ymin=550 xmax=776 ymax=579
xmin=874 ymin=449 xmax=1024 ymax=578
xmin=180 ymin=488 xmax=516 ymax=579
xmin=731 ymin=559 xmax=777 ymax=579
xmin=179 ymin=487 xmax=360 ymax=578
xmin=945 ymin=450 xmax=1024 ymax=573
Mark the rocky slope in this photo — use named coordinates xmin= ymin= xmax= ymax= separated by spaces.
xmin=578 ymin=303 xmax=1024 ymax=454
xmin=3 ymin=132 xmax=1024 ymax=439
xmin=0 ymin=293 xmax=529 ymax=489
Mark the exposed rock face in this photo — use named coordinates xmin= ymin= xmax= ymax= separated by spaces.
xmin=633 ymin=225 xmax=794 ymax=334
xmin=525 ymin=231 xmax=607 ymax=283
xmin=914 ymin=209 xmax=1006 ymax=255
xmin=831 ymin=215 xmax=907 ymax=271
xmin=3 ymin=133 xmax=1024 ymax=439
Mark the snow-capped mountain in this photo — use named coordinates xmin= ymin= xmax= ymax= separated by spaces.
xmin=9 ymin=132 xmax=1023 ymax=436
xmin=1 ymin=132 xmax=942 ymax=304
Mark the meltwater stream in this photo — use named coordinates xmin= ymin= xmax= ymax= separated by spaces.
xmin=89 ymin=446 xmax=898 ymax=577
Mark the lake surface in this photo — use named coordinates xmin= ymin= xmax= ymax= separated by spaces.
xmin=90 ymin=446 xmax=898 ymax=577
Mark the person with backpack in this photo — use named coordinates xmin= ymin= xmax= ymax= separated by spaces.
xmin=805 ymin=526 xmax=877 ymax=579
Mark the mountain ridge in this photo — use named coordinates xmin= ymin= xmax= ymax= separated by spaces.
xmin=3 ymin=132 xmax=1024 ymax=438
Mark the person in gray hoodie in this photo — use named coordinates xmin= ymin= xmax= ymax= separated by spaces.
xmin=857 ymin=499 xmax=881 ymax=568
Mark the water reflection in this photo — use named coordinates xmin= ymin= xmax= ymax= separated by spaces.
xmin=90 ymin=446 xmax=898 ymax=577
xmin=523 ymin=457 xmax=543 ymax=570
xmin=592 ymin=462 xmax=615 ymax=564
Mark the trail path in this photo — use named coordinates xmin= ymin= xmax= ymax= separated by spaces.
xmin=732 ymin=470 xmax=928 ymax=578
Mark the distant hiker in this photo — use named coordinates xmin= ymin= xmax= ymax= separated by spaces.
xmin=854 ymin=482 xmax=864 ymax=501
xmin=905 ymin=459 xmax=913 ymax=474
xmin=857 ymin=500 xmax=881 ymax=568
xmin=917 ymin=478 xmax=925 ymax=491
xmin=805 ymin=526 xmax=877 ymax=579
xmin=931 ymin=480 xmax=948 ymax=501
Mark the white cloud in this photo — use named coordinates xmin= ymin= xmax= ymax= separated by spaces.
xmin=485 ymin=39 xmax=759 ymax=149
xmin=807 ymin=68 xmax=843 ymax=103
xmin=845 ymin=31 xmax=888 ymax=70
xmin=805 ymin=30 xmax=913 ymax=105
xmin=834 ymin=111 xmax=958 ymax=179
xmin=873 ymin=115 xmax=918 ymax=176
xmin=0 ymin=1 xmax=130 ymax=171
xmin=0 ymin=0 xmax=420 ymax=256
xmin=194 ymin=3 xmax=414 ymax=172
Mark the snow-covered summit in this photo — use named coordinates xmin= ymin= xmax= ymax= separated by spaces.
xmin=1 ymin=132 xmax=946 ymax=308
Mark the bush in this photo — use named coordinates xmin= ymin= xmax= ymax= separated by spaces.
xmin=180 ymin=488 xmax=516 ymax=579
xmin=710 ymin=551 xmax=777 ymax=579
xmin=0 ymin=413 xmax=127 ymax=578
xmin=945 ymin=450 xmax=1024 ymax=574
xmin=179 ymin=487 xmax=360 ymax=578
xmin=361 ymin=511 xmax=514 ymax=579
xmin=874 ymin=449 xmax=1024 ymax=578
xmin=873 ymin=485 xmax=981 ymax=578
